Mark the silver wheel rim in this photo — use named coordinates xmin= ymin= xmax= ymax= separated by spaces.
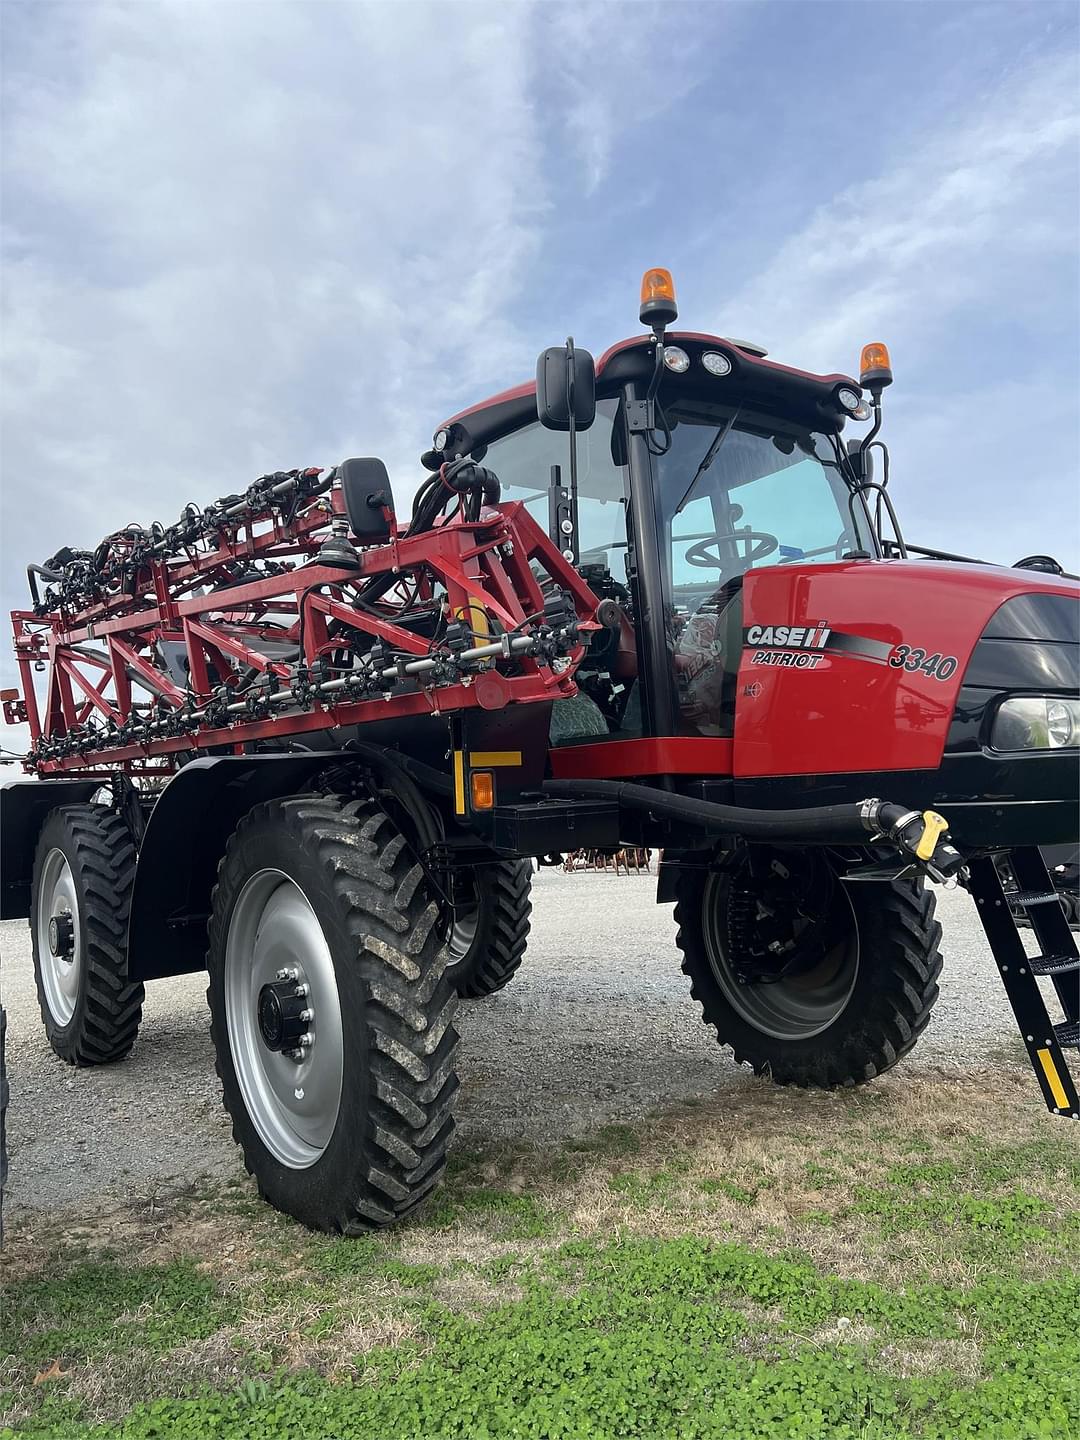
xmin=702 ymin=872 xmax=858 ymax=1040
xmin=448 ymin=905 xmax=479 ymax=964
xmin=224 ymin=869 xmax=344 ymax=1169
xmin=37 ymin=848 xmax=81 ymax=1026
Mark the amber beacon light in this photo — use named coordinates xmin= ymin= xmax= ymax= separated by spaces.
xmin=640 ymin=267 xmax=678 ymax=329
xmin=859 ymin=342 xmax=893 ymax=392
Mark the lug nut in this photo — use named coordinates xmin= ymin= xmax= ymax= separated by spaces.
xmin=298 ymin=1032 xmax=313 ymax=1048
xmin=294 ymin=982 xmax=309 ymax=998
xmin=276 ymin=967 xmax=299 ymax=982
xmin=299 ymin=1008 xmax=314 ymax=1023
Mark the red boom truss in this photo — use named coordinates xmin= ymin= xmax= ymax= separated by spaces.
xmin=9 ymin=465 xmax=600 ymax=777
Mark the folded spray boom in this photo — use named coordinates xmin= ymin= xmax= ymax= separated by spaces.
xmin=10 ymin=459 xmax=602 ymax=775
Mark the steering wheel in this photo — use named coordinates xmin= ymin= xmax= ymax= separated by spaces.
xmin=684 ymin=531 xmax=778 ymax=569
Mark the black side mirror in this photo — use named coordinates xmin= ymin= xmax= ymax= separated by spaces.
xmin=536 ymin=341 xmax=596 ymax=432
xmin=846 ymin=437 xmax=874 ymax=484
xmin=339 ymin=458 xmax=395 ymax=543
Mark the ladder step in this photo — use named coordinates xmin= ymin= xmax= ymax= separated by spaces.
xmin=1028 ymin=954 xmax=1080 ymax=977
xmin=1055 ymin=1021 xmax=1080 ymax=1049
xmin=1006 ymin=890 xmax=1061 ymax=907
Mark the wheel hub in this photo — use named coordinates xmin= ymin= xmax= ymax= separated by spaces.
xmin=256 ymin=971 xmax=313 ymax=1061
xmin=48 ymin=911 xmax=75 ymax=958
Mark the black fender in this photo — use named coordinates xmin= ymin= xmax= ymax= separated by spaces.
xmin=656 ymin=848 xmax=697 ymax=905
xmin=1 ymin=778 xmax=104 ymax=920
xmin=127 ymin=753 xmax=353 ymax=982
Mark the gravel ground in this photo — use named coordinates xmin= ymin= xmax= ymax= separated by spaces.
xmin=0 ymin=872 xmax=1030 ymax=1217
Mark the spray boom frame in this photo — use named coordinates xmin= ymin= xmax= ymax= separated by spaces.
xmin=10 ymin=465 xmax=601 ymax=776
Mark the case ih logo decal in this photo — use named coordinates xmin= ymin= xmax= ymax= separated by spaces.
xmin=743 ymin=624 xmax=958 ymax=680
xmin=743 ymin=623 xmax=893 ymax=670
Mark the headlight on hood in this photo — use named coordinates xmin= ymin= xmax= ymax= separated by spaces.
xmin=991 ymin=696 xmax=1079 ymax=751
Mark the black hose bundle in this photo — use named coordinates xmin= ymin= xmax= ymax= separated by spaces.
xmin=542 ymin=778 xmax=965 ymax=876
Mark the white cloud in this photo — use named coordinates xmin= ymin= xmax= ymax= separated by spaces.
xmin=718 ymin=50 xmax=1079 ymax=372
xmin=541 ymin=0 xmax=734 ymax=195
xmin=0 ymin=0 xmax=547 ymax=688
xmin=707 ymin=49 xmax=1080 ymax=569
xmin=887 ymin=373 xmax=1080 ymax=569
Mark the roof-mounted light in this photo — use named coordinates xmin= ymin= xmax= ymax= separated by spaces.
xmin=662 ymin=345 xmax=690 ymax=373
xmin=640 ymin=267 xmax=678 ymax=330
xmin=836 ymin=386 xmax=862 ymax=413
xmin=859 ymin=342 xmax=893 ymax=391
xmin=702 ymin=351 xmax=732 ymax=377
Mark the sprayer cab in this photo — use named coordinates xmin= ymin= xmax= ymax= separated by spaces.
xmin=433 ymin=266 xmax=1077 ymax=857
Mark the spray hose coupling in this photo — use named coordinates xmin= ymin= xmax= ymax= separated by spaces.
xmin=859 ymin=800 xmax=966 ymax=883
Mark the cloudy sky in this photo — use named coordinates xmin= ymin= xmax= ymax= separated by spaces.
xmin=1 ymin=0 xmax=1078 ymax=740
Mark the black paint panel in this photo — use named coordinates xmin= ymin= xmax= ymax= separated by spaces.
xmin=0 ymin=778 xmax=103 ymax=919
xmin=963 ymin=637 xmax=1078 ymax=690
xmin=728 ymin=751 xmax=1079 ymax=849
xmin=984 ymin=592 xmax=1080 ymax=643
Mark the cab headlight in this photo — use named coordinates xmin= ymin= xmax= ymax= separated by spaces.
xmin=836 ymin=386 xmax=862 ymax=413
xmin=991 ymin=696 xmax=1079 ymax=751
xmin=702 ymin=351 xmax=732 ymax=377
xmin=662 ymin=345 xmax=690 ymax=373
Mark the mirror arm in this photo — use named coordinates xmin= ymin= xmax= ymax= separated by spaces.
xmin=563 ymin=338 xmax=580 ymax=565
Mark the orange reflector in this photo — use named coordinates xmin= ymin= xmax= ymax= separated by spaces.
xmin=859 ymin=342 xmax=893 ymax=388
xmin=470 ymin=771 xmax=495 ymax=810
xmin=640 ymin=267 xmax=676 ymax=308
xmin=0 ymin=689 xmax=18 ymax=702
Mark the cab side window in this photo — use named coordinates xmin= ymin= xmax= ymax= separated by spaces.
xmin=481 ymin=399 xmax=630 ymax=580
xmin=481 ymin=400 xmax=640 ymax=744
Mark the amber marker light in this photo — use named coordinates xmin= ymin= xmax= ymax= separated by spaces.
xmin=470 ymin=771 xmax=495 ymax=811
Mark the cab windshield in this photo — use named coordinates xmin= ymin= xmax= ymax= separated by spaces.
xmin=654 ymin=401 xmax=874 ymax=737
xmin=655 ymin=400 xmax=872 ymax=615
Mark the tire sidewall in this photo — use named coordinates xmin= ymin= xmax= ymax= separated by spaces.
xmin=446 ymin=865 xmax=498 ymax=986
xmin=207 ymin=811 xmax=375 ymax=1227
xmin=680 ymin=864 xmax=927 ymax=1083
xmin=446 ymin=859 xmax=531 ymax=998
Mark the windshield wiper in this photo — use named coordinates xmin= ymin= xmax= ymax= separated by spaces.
xmin=673 ymin=408 xmax=741 ymax=516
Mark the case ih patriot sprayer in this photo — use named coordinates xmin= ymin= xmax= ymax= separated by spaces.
xmin=2 ymin=270 xmax=1077 ymax=1232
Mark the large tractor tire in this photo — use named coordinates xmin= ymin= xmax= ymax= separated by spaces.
xmin=675 ymin=849 xmax=942 ymax=1088
xmin=446 ymin=860 xmax=532 ymax=999
xmin=30 ymin=805 xmax=143 ymax=1065
xmin=207 ymin=794 xmax=459 ymax=1231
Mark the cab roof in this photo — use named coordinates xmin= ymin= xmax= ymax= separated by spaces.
xmin=436 ymin=333 xmax=861 ymax=455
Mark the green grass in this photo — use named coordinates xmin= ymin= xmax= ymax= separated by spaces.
xmin=0 ymin=1258 xmax=237 ymax=1371
xmin=3 ymin=1079 xmax=1079 ymax=1439
xmin=424 ymin=1185 xmax=558 ymax=1240
xmin=8 ymin=1237 xmax=1078 ymax=1439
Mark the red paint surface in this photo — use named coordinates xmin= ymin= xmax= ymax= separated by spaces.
xmin=550 ymin=736 xmax=733 ymax=779
xmin=734 ymin=560 xmax=1079 ymax=778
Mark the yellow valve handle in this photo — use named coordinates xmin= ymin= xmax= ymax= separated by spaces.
xmin=915 ymin=810 xmax=949 ymax=862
